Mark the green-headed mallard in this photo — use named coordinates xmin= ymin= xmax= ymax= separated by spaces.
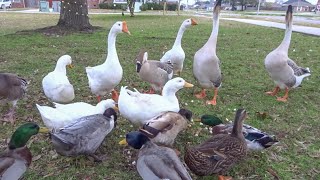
xmin=184 ymin=109 xmax=248 ymax=180
xmin=264 ymin=5 xmax=310 ymax=102
xmin=193 ymin=0 xmax=222 ymax=105
xmin=118 ymin=77 xmax=193 ymax=126
xmin=198 ymin=114 xmax=278 ymax=150
xmin=50 ymin=108 xmax=117 ymax=162
xmin=42 ymin=55 xmax=75 ymax=103
xmin=0 ymin=73 xmax=27 ymax=123
xmin=0 ymin=123 xmax=49 ymax=180
xmin=121 ymin=131 xmax=192 ymax=180
xmin=160 ymin=18 xmax=198 ymax=76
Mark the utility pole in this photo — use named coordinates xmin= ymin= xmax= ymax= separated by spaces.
xmin=257 ymin=0 xmax=261 ymax=15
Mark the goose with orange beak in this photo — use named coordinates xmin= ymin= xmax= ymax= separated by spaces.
xmin=86 ymin=21 xmax=131 ymax=103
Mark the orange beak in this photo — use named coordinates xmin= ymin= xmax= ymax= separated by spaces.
xmin=191 ymin=18 xmax=198 ymax=26
xmin=122 ymin=21 xmax=131 ymax=35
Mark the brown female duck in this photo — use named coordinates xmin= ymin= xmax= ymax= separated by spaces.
xmin=184 ymin=109 xmax=248 ymax=180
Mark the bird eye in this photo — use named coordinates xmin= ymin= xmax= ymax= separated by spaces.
xmin=118 ymin=24 xmax=121 ymax=26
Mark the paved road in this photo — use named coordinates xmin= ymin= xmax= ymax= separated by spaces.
xmin=221 ymin=18 xmax=320 ymax=36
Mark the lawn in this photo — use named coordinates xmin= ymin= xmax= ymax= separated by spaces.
xmin=0 ymin=12 xmax=319 ymax=180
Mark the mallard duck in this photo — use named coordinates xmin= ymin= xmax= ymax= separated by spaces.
xmin=0 ymin=123 xmax=49 ymax=180
xmin=86 ymin=21 xmax=131 ymax=102
xmin=160 ymin=18 xmax=198 ymax=76
xmin=42 ymin=55 xmax=74 ymax=103
xmin=0 ymin=73 xmax=27 ymax=123
xmin=135 ymin=49 xmax=173 ymax=94
xmin=50 ymin=108 xmax=117 ymax=162
xmin=118 ymin=77 xmax=194 ymax=126
xmin=36 ymin=99 xmax=117 ymax=130
xmin=184 ymin=109 xmax=248 ymax=180
xmin=193 ymin=0 xmax=222 ymax=105
xmin=197 ymin=114 xmax=278 ymax=150
xmin=264 ymin=5 xmax=311 ymax=102
xmin=120 ymin=131 xmax=192 ymax=180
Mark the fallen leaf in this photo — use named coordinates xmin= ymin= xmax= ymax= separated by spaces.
xmin=268 ymin=168 xmax=279 ymax=180
xmin=32 ymin=155 xmax=42 ymax=161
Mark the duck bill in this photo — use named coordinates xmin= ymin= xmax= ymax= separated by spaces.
xmin=184 ymin=82 xmax=194 ymax=88
xmin=191 ymin=18 xmax=198 ymax=26
xmin=119 ymin=138 xmax=128 ymax=145
xmin=38 ymin=127 xmax=50 ymax=133
xmin=67 ymin=64 xmax=73 ymax=69
xmin=122 ymin=21 xmax=131 ymax=35
xmin=136 ymin=62 xmax=142 ymax=73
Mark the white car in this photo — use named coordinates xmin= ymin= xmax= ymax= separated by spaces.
xmin=0 ymin=0 xmax=11 ymax=9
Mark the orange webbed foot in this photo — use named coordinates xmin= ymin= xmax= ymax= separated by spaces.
xmin=111 ymin=90 xmax=119 ymax=103
xmin=195 ymin=89 xmax=206 ymax=99
xmin=276 ymin=97 xmax=288 ymax=102
xmin=218 ymin=175 xmax=233 ymax=180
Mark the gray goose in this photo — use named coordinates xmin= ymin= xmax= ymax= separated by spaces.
xmin=0 ymin=73 xmax=27 ymax=123
xmin=136 ymin=49 xmax=173 ymax=93
xmin=264 ymin=5 xmax=311 ymax=102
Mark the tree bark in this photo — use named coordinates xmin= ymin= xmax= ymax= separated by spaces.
xmin=57 ymin=0 xmax=92 ymax=31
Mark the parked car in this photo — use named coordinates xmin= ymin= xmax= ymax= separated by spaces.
xmin=0 ymin=0 xmax=11 ymax=9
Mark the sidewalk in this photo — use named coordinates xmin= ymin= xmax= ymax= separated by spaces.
xmin=221 ymin=18 xmax=320 ymax=36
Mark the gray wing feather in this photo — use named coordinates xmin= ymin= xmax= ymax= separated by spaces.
xmin=287 ymin=59 xmax=310 ymax=76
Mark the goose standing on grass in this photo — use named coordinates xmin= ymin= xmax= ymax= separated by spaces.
xmin=86 ymin=21 xmax=131 ymax=102
xmin=118 ymin=77 xmax=194 ymax=126
xmin=193 ymin=0 xmax=222 ymax=106
xmin=0 ymin=73 xmax=27 ymax=124
xmin=160 ymin=18 xmax=198 ymax=76
xmin=36 ymin=99 xmax=117 ymax=130
xmin=264 ymin=5 xmax=311 ymax=102
xmin=120 ymin=131 xmax=193 ymax=180
xmin=135 ymin=49 xmax=173 ymax=94
xmin=0 ymin=123 xmax=49 ymax=180
xmin=42 ymin=55 xmax=74 ymax=103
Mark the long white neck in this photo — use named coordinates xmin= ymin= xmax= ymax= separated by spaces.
xmin=207 ymin=9 xmax=220 ymax=53
xmin=276 ymin=18 xmax=292 ymax=52
xmin=54 ymin=61 xmax=67 ymax=74
xmin=104 ymin=30 xmax=119 ymax=64
xmin=173 ymin=25 xmax=186 ymax=47
xmin=161 ymin=85 xmax=179 ymax=101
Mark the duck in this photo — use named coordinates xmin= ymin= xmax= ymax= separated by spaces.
xmin=193 ymin=0 xmax=222 ymax=106
xmin=264 ymin=5 xmax=311 ymax=102
xmin=184 ymin=109 xmax=248 ymax=180
xmin=0 ymin=123 xmax=49 ymax=180
xmin=118 ymin=77 xmax=194 ymax=126
xmin=197 ymin=114 xmax=278 ymax=151
xmin=42 ymin=55 xmax=74 ymax=103
xmin=50 ymin=108 xmax=117 ymax=162
xmin=160 ymin=18 xmax=198 ymax=76
xmin=0 ymin=73 xmax=27 ymax=124
xmin=36 ymin=99 xmax=117 ymax=130
xmin=135 ymin=49 xmax=173 ymax=94
xmin=119 ymin=131 xmax=193 ymax=180
xmin=86 ymin=21 xmax=131 ymax=102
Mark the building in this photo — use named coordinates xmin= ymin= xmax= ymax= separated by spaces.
xmin=283 ymin=0 xmax=316 ymax=11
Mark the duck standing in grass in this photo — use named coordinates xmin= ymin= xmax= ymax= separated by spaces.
xmin=42 ymin=55 xmax=75 ymax=103
xmin=264 ymin=5 xmax=311 ymax=102
xmin=0 ymin=73 xmax=27 ymax=123
xmin=197 ymin=114 xmax=278 ymax=150
xmin=184 ymin=109 xmax=248 ymax=180
xmin=118 ymin=77 xmax=194 ymax=126
xmin=193 ymin=0 xmax=222 ymax=106
xmin=0 ymin=123 xmax=49 ymax=180
xmin=135 ymin=49 xmax=173 ymax=94
xmin=50 ymin=108 xmax=117 ymax=162
xmin=120 ymin=131 xmax=193 ymax=180
xmin=86 ymin=21 xmax=131 ymax=102
xmin=160 ymin=18 xmax=198 ymax=76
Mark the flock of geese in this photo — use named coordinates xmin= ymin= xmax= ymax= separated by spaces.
xmin=0 ymin=0 xmax=312 ymax=179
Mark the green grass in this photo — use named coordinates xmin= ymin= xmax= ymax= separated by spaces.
xmin=0 ymin=13 xmax=320 ymax=180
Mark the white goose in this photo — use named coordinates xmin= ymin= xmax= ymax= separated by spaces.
xmin=86 ymin=21 xmax=130 ymax=102
xmin=160 ymin=18 xmax=197 ymax=76
xmin=36 ymin=99 xmax=117 ymax=130
xmin=42 ymin=55 xmax=74 ymax=103
xmin=118 ymin=77 xmax=194 ymax=126
xmin=264 ymin=5 xmax=311 ymax=102
xmin=193 ymin=0 xmax=222 ymax=105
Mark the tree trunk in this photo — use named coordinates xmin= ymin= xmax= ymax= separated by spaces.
xmin=57 ymin=0 xmax=92 ymax=31
xmin=127 ymin=0 xmax=135 ymax=17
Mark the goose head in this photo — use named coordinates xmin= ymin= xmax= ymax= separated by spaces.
xmin=96 ymin=99 xmax=118 ymax=113
xmin=55 ymin=55 xmax=72 ymax=72
xmin=111 ymin=21 xmax=131 ymax=35
xmin=135 ymin=49 xmax=147 ymax=73
xmin=162 ymin=77 xmax=194 ymax=94
xmin=182 ymin=18 xmax=198 ymax=29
